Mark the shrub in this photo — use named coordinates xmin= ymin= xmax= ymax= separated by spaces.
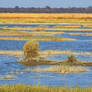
xmin=66 ymin=55 xmax=78 ymax=63
xmin=23 ymin=40 xmax=39 ymax=62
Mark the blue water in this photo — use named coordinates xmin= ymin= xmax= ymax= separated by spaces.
xmin=55 ymin=33 xmax=92 ymax=40
xmin=1 ymin=24 xmax=92 ymax=41
xmin=0 ymin=24 xmax=92 ymax=87
xmin=0 ymin=40 xmax=92 ymax=52
xmin=0 ymin=54 xmax=91 ymax=87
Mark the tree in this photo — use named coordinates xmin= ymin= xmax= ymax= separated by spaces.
xmin=23 ymin=40 xmax=39 ymax=62
xmin=15 ymin=6 xmax=19 ymax=9
xmin=45 ymin=6 xmax=51 ymax=9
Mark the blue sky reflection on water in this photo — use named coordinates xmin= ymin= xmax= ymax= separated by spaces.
xmin=0 ymin=24 xmax=92 ymax=87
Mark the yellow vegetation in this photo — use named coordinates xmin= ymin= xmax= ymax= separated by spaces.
xmin=3 ymin=26 xmax=92 ymax=31
xmin=0 ymin=84 xmax=92 ymax=92
xmin=0 ymin=13 xmax=92 ymax=24
xmin=85 ymin=33 xmax=92 ymax=36
xmin=0 ymin=75 xmax=16 ymax=80
xmin=24 ymin=65 xmax=89 ymax=74
xmin=69 ymin=33 xmax=92 ymax=36
xmin=0 ymin=50 xmax=91 ymax=56
xmin=69 ymin=33 xmax=84 ymax=36
xmin=55 ymin=25 xmax=80 ymax=28
xmin=0 ymin=30 xmax=64 ymax=36
xmin=0 ymin=13 xmax=92 ymax=19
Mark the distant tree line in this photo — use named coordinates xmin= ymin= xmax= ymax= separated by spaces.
xmin=1 ymin=6 xmax=92 ymax=13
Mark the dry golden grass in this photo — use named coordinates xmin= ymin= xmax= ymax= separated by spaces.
xmin=55 ymin=25 xmax=80 ymax=28
xmin=0 ymin=13 xmax=92 ymax=19
xmin=41 ymin=50 xmax=92 ymax=56
xmin=0 ymin=30 xmax=33 ymax=36
xmin=83 ymin=25 xmax=92 ymax=28
xmin=2 ymin=26 xmax=45 ymax=31
xmin=69 ymin=33 xmax=92 ymax=36
xmin=85 ymin=33 xmax=92 ymax=36
xmin=46 ymin=28 xmax=92 ymax=31
xmin=2 ymin=26 xmax=33 ymax=30
xmin=24 ymin=65 xmax=89 ymax=74
xmin=0 ymin=13 xmax=92 ymax=24
xmin=0 ymin=51 xmax=23 ymax=56
xmin=0 ymin=75 xmax=16 ymax=80
xmin=0 ymin=30 xmax=64 ymax=36
xmin=69 ymin=33 xmax=84 ymax=36
xmin=0 ymin=37 xmax=75 ymax=41
xmin=2 ymin=26 xmax=92 ymax=31
xmin=1 ymin=84 xmax=92 ymax=92
xmin=0 ymin=30 xmax=75 ymax=41
xmin=0 ymin=50 xmax=91 ymax=57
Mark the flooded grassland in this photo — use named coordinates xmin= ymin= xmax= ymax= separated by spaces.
xmin=0 ymin=13 xmax=92 ymax=88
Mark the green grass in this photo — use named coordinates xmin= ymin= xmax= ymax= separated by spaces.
xmin=0 ymin=84 xmax=92 ymax=92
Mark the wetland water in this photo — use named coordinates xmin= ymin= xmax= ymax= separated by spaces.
xmin=0 ymin=24 xmax=92 ymax=87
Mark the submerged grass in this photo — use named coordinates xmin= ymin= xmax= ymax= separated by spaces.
xmin=0 ymin=84 xmax=92 ymax=92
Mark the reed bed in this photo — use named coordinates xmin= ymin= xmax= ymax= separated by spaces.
xmin=0 ymin=84 xmax=92 ymax=92
xmin=24 ymin=65 xmax=89 ymax=74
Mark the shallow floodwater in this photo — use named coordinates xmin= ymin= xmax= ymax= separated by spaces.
xmin=0 ymin=54 xmax=91 ymax=87
xmin=0 ymin=24 xmax=92 ymax=87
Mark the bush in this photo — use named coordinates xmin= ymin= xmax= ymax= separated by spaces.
xmin=66 ymin=55 xmax=78 ymax=63
xmin=23 ymin=40 xmax=39 ymax=61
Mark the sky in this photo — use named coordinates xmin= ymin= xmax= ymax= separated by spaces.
xmin=0 ymin=0 xmax=92 ymax=8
